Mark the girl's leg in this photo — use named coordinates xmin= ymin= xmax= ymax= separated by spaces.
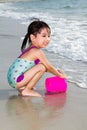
xmin=22 ymin=68 xmax=45 ymax=97
xmin=16 ymin=63 xmax=46 ymax=97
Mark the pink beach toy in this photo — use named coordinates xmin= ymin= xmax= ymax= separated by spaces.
xmin=45 ymin=76 xmax=67 ymax=93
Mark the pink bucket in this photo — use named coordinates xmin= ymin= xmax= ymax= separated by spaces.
xmin=45 ymin=76 xmax=67 ymax=93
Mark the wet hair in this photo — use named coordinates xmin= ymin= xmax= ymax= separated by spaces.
xmin=21 ymin=20 xmax=51 ymax=52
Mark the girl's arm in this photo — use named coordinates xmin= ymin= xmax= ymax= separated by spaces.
xmin=36 ymin=49 xmax=67 ymax=78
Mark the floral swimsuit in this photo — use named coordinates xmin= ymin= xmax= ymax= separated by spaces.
xmin=7 ymin=46 xmax=40 ymax=88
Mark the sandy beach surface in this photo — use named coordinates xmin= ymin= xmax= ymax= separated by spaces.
xmin=0 ymin=17 xmax=87 ymax=130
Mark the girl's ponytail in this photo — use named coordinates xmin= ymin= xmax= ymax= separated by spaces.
xmin=21 ymin=33 xmax=29 ymax=52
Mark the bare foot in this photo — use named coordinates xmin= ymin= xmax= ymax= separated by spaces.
xmin=18 ymin=87 xmax=36 ymax=96
xmin=18 ymin=87 xmax=25 ymax=95
xmin=21 ymin=89 xmax=42 ymax=97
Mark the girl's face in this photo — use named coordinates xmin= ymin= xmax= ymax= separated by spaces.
xmin=31 ymin=28 xmax=51 ymax=48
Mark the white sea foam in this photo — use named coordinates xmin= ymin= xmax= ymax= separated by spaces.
xmin=47 ymin=18 xmax=87 ymax=62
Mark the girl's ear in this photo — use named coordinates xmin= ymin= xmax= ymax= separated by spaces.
xmin=30 ymin=34 xmax=36 ymax=42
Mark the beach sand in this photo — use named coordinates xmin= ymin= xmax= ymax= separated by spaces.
xmin=0 ymin=17 xmax=87 ymax=130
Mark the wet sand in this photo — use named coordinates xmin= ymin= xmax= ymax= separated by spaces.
xmin=0 ymin=17 xmax=87 ymax=130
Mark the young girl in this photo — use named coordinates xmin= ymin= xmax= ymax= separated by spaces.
xmin=7 ymin=20 xmax=67 ymax=97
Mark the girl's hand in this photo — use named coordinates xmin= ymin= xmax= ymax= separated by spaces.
xmin=57 ymin=70 xmax=67 ymax=79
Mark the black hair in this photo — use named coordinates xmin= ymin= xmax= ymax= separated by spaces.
xmin=21 ymin=20 xmax=51 ymax=52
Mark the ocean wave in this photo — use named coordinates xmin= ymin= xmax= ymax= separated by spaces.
xmin=46 ymin=17 xmax=87 ymax=62
xmin=63 ymin=5 xmax=72 ymax=9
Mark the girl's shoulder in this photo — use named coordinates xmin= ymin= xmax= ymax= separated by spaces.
xmin=29 ymin=46 xmax=42 ymax=53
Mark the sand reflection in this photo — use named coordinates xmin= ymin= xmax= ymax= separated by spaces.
xmin=6 ymin=92 xmax=67 ymax=130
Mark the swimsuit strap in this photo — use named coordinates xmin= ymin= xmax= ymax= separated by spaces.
xmin=18 ymin=46 xmax=38 ymax=58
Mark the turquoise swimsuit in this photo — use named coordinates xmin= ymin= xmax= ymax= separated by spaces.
xmin=7 ymin=46 xmax=40 ymax=88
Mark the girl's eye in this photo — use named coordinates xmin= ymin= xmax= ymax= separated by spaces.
xmin=43 ymin=35 xmax=46 ymax=37
xmin=42 ymin=35 xmax=50 ymax=37
xmin=42 ymin=35 xmax=46 ymax=37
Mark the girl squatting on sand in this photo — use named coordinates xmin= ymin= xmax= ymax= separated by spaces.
xmin=7 ymin=20 xmax=67 ymax=97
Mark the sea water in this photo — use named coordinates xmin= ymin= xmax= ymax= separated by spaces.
xmin=0 ymin=0 xmax=87 ymax=87
xmin=0 ymin=0 xmax=87 ymax=62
